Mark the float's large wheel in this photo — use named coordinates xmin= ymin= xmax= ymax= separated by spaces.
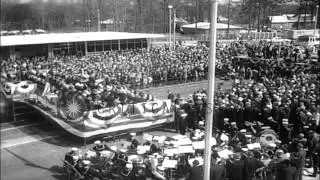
xmin=58 ymin=91 xmax=88 ymax=121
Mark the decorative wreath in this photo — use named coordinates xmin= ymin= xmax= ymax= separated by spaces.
xmin=57 ymin=91 xmax=88 ymax=121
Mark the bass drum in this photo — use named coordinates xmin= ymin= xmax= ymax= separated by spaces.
xmin=57 ymin=91 xmax=88 ymax=121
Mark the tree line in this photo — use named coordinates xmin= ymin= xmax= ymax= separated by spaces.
xmin=1 ymin=0 xmax=319 ymax=33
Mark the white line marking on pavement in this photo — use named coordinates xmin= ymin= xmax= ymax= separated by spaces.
xmin=1 ymin=134 xmax=61 ymax=149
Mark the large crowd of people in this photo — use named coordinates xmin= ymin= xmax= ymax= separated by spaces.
xmin=169 ymin=42 xmax=320 ymax=179
xmin=1 ymin=39 xmax=320 ymax=180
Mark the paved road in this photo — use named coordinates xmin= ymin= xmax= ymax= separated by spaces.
xmin=1 ymin=135 xmax=82 ymax=180
xmin=142 ymin=79 xmax=233 ymax=99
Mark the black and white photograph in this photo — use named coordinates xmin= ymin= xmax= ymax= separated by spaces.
xmin=0 ymin=0 xmax=319 ymax=179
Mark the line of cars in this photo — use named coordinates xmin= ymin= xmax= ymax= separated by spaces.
xmin=0 ymin=29 xmax=47 ymax=36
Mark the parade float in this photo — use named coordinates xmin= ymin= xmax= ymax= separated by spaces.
xmin=1 ymin=71 xmax=174 ymax=139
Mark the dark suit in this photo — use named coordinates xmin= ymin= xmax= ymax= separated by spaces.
xmin=210 ymin=163 xmax=225 ymax=180
xmin=277 ymin=166 xmax=297 ymax=180
xmin=187 ymin=165 xmax=204 ymax=180
xmin=226 ymin=159 xmax=247 ymax=180
xmin=246 ymin=157 xmax=264 ymax=180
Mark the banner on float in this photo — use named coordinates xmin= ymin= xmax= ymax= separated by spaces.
xmin=2 ymin=81 xmax=174 ymax=138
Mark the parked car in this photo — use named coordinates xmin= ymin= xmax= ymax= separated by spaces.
xmin=0 ymin=31 xmax=8 ymax=36
xmin=7 ymin=30 xmax=20 ymax=35
xmin=22 ymin=29 xmax=33 ymax=35
xmin=35 ymin=29 xmax=46 ymax=34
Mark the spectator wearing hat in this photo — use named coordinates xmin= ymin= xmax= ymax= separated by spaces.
xmin=279 ymin=119 xmax=292 ymax=145
xmin=238 ymin=129 xmax=247 ymax=145
xmin=223 ymin=118 xmax=231 ymax=132
xmin=229 ymin=122 xmax=239 ymax=138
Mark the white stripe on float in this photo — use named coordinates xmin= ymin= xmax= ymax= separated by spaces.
xmin=84 ymin=120 xmax=101 ymax=129
xmin=83 ymin=118 xmax=170 ymax=137
xmin=87 ymin=113 xmax=122 ymax=125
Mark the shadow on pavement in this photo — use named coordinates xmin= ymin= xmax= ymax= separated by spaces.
xmin=5 ymin=149 xmax=66 ymax=175
xmin=5 ymin=149 xmax=67 ymax=180
xmin=51 ymin=174 xmax=67 ymax=180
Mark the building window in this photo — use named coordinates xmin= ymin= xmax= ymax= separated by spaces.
xmin=96 ymin=41 xmax=103 ymax=52
xmin=111 ymin=40 xmax=118 ymax=50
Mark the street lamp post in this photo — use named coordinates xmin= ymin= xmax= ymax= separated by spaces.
xmin=203 ymin=0 xmax=218 ymax=180
xmin=314 ymin=5 xmax=319 ymax=36
xmin=97 ymin=9 xmax=101 ymax=32
xmin=227 ymin=0 xmax=231 ymax=38
xmin=173 ymin=8 xmax=176 ymax=50
xmin=195 ymin=0 xmax=199 ymax=40
xmin=168 ymin=5 xmax=173 ymax=50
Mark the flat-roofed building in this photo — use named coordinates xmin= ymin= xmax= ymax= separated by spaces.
xmin=0 ymin=32 xmax=164 ymax=59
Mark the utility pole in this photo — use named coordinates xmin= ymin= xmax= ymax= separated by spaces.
xmin=262 ymin=0 xmax=266 ymax=30
xmin=303 ymin=1 xmax=308 ymax=29
xmin=115 ymin=0 xmax=118 ymax=31
xmin=168 ymin=5 xmax=173 ymax=50
xmin=164 ymin=0 xmax=167 ymax=33
xmin=97 ymin=9 xmax=101 ymax=32
xmin=123 ymin=7 xmax=126 ymax=32
xmin=42 ymin=0 xmax=45 ymax=29
xmin=151 ymin=0 xmax=154 ymax=33
xmin=83 ymin=0 xmax=86 ymax=31
xmin=173 ymin=8 xmax=176 ymax=50
xmin=257 ymin=0 xmax=261 ymax=32
xmin=87 ymin=0 xmax=91 ymax=32
xmin=315 ymin=5 xmax=319 ymax=36
xmin=227 ymin=0 xmax=231 ymax=38
xmin=297 ymin=0 xmax=301 ymax=30
xmin=195 ymin=0 xmax=199 ymax=40
xmin=248 ymin=0 xmax=252 ymax=31
xmin=203 ymin=0 xmax=218 ymax=180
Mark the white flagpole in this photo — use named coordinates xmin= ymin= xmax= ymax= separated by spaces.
xmin=173 ymin=9 xmax=176 ymax=50
xmin=203 ymin=0 xmax=218 ymax=179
